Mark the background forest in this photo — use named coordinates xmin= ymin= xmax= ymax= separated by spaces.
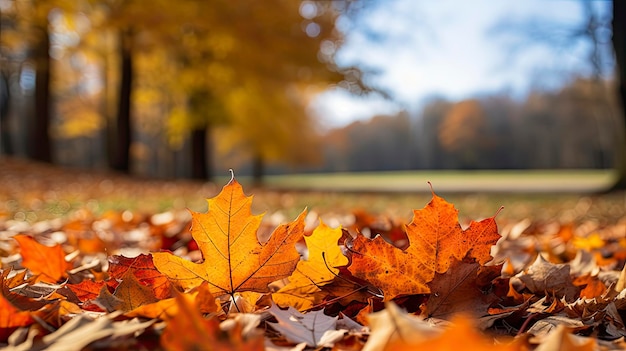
xmin=0 ymin=0 xmax=624 ymax=184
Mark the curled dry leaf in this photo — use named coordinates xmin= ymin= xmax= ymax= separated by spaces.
xmin=385 ymin=314 xmax=522 ymax=351
xmin=363 ymin=301 xmax=439 ymax=351
xmin=515 ymin=255 xmax=579 ymax=301
xmin=267 ymin=302 xmax=345 ymax=348
xmin=161 ymin=290 xmax=263 ymax=351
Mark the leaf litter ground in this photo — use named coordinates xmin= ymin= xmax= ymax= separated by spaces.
xmin=1 ymin=158 xmax=626 ymax=350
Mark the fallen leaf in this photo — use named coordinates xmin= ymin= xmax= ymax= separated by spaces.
xmin=109 ymin=272 xmax=159 ymax=312
xmin=386 ymin=314 xmax=521 ymax=350
xmin=404 ymin=192 xmax=465 ymax=274
xmin=273 ymin=220 xmax=348 ymax=309
xmin=108 ymin=254 xmax=172 ymax=300
xmin=534 ymin=324 xmax=596 ymax=351
xmin=515 ymin=255 xmax=579 ymax=301
xmin=425 ymin=258 xmax=500 ymax=319
xmin=125 ymin=282 xmax=219 ymax=320
xmin=36 ymin=300 xmax=82 ymax=328
xmin=348 ymin=190 xmax=502 ymax=301
xmin=153 ymin=178 xmax=305 ymax=297
xmin=267 ymin=302 xmax=345 ymax=348
xmin=462 ymin=212 xmax=502 ymax=265
xmin=66 ymin=279 xmax=106 ymax=303
xmin=10 ymin=313 xmax=154 ymax=351
xmin=161 ymin=291 xmax=263 ymax=351
xmin=14 ymin=235 xmax=72 ymax=283
xmin=362 ymin=301 xmax=439 ymax=351
xmin=348 ymin=235 xmax=429 ymax=300
xmin=572 ymin=274 xmax=607 ymax=299
xmin=0 ymin=292 xmax=34 ymax=329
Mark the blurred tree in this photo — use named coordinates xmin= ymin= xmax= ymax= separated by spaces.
xmin=0 ymin=63 xmax=11 ymax=155
xmin=611 ymin=0 xmax=626 ymax=189
xmin=161 ymin=0 xmax=357 ymax=181
xmin=92 ymin=0 xmax=360 ymax=181
xmin=439 ymin=100 xmax=492 ymax=169
xmin=0 ymin=0 xmax=87 ymax=162
xmin=1 ymin=0 xmax=53 ymax=162
xmin=416 ymin=97 xmax=451 ymax=169
xmin=491 ymin=1 xmax=622 ymax=188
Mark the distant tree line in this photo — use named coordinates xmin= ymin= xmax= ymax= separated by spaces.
xmin=302 ymin=77 xmax=619 ymax=173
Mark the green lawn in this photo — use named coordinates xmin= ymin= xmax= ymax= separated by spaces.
xmin=1 ymin=159 xmax=623 ymax=226
xmin=231 ymin=169 xmax=618 ymax=193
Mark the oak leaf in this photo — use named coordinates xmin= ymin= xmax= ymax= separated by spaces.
xmin=273 ymin=220 xmax=348 ymax=309
xmin=153 ymin=178 xmax=305 ymax=297
xmin=14 ymin=234 xmax=72 ymax=283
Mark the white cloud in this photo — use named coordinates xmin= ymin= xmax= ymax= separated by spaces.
xmin=316 ymin=0 xmax=611 ymax=127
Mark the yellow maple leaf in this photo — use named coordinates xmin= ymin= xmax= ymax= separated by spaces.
xmin=153 ymin=178 xmax=305 ymax=297
xmin=273 ymin=220 xmax=348 ymax=310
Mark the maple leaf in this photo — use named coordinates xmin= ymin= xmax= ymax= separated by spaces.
xmin=348 ymin=189 xmax=502 ymax=301
xmin=98 ymin=272 xmax=160 ymax=312
xmin=14 ymin=234 xmax=73 ymax=283
xmin=66 ymin=279 xmax=107 ymax=303
xmin=348 ymin=235 xmax=430 ymax=300
xmin=153 ymin=178 xmax=305 ymax=297
xmin=108 ymin=254 xmax=172 ymax=300
xmin=404 ymin=192 xmax=465 ymax=274
xmin=273 ymin=220 xmax=348 ymax=310
xmin=267 ymin=303 xmax=346 ymax=348
xmin=126 ymin=282 xmax=219 ymax=320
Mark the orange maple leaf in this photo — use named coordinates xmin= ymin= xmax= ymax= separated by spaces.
xmin=14 ymin=234 xmax=72 ymax=283
xmin=0 ymin=293 xmax=34 ymax=329
xmin=272 ymin=220 xmax=349 ymax=310
xmin=153 ymin=178 xmax=305 ymax=297
xmin=348 ymin=188 xmax=502 ymax=301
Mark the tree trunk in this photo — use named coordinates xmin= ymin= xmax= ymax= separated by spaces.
xmin=610 ymin=0 xmax=626 ymax=190
xmin=31 ymin=26 xmax=52 ymax=162
xmin=191 ymin=127 xmax=212 ymax=180
xmin=252 ymin=153 xmax=265 ymax=186
xmin=0 ymin=69 xmax=12 ymax=155
xmin=109 ymin=29 xmax=133 ymax=173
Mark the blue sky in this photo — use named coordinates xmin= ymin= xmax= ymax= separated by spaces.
xmin=311 ymin=0 xmax=613 ymax=129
